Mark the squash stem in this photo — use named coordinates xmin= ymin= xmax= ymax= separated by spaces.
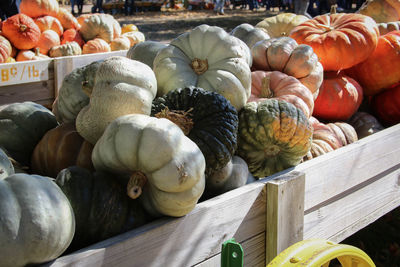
xmin=261 ymin=76 xmax=273 ymax=98
xmin=190 ymin=58 xmax=208 ymax=75
xmin=155 ymin=107 xmax=194 ymax=135
xmin=127 ymin=171 xmax=147 ymax=199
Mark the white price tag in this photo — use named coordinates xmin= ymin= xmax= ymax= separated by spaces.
xmin=0 ymin=60 xmax=51 ymax=86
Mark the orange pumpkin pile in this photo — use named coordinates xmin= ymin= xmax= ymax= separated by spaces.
xmin=0 ymin=0 xmax=145 ymax=63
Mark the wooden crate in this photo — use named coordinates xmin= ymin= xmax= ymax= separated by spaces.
xmin=43 ymin=123 xmax=400 ymax=267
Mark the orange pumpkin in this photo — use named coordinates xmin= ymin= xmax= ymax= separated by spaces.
xmin=76 ymin=14 xmax=93 ymax=26
xmin=34 ymin=15 xmax=63 ymax=36
xmin=35 ymin=29 xmax=60 ymax=55
xmin=0 ymin=35 xmax=12 ymax=63
xmin=56 ymin=7 xmax=81 ymax=30
xmin=121 ymin=24 xmax=138 ymax=34
xmin=357 ymin=0 xmax=400 ymax=23
xmin=345 ymin=31 xmax=400 ymax=96
xmin=2 ymin=14 xmax=41 ymax=50
xmin=249 ymin=70 xmax=314 ymax=118
xmin=289 ymin=8 xmax=379 ymax=71
xmin=19 ymin=0 xmax=59 ymax=18
xmin=16 ymin=48 xmax=49 ymax=61
xmin=82 ymin=38 xmax=111 ymax=54
xmin=61 ymin=28 xmax=85 ymax=47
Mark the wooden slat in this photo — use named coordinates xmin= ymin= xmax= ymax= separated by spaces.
xmin=0 ymin=59 xmax=53 ymax=86
xmin=303 ymin=162 xmax=400 ymax=242
xmin=265 ymin=171 xmax=305 ymax=263
xmin=44 ymin=181 xmax=266 ymax=267
xmin=54 ymin=50 xmax=128 ymax=96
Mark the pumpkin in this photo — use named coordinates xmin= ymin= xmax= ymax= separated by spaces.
xmin=121 ymin=23 xmax=139 ymax=34
xmin=48 ymin=41 xmax=82 ymax=57
xmin=202 ymin=155 xmax=250 ymax=200
xmin=56 ymin=7 xmax=80 ymax=30
xmin=52 ymin=60 xmax=102 ymax=123
xmin=347 ymin=111 xmax=384 ymax=138
xmin=357 ymin=0 xmax=400 ymax=23
xmin=249 ymin=70 xmax=314 ymax=118
xmin=230 ymin=23 xmax=270 ymax=49
xmin=255 ymin=13 xmax=309 ymax=38
xmin=2 ymin=14 xmax=41 ymax=50
xmin=289 ymin=8 xmax=379 ymax=71
xmin=153 ymin=24 xmax=252 ymax=111
xmin=110 ymin=36 xmax=131 ymax=51
xmin=76 ymin=56 xmax=157 ymax=144
xmin=34 ymin=15 xmax=63 ymax=36
xmin=371 ymin=83 xmax=400 ymax=126
xmin=56 ymin=166 xmax=151 ymax=252
xmin=16 ymin=48 xmax=49 ymax=61
xmin=0 ymin=147 xmax=14 ymax=179
xmin=122 ymin=31 xmax=145 ymax=47
xmin=61 ymin=28 xmax=85 ymax=47
xmin=0 ymin=101 xmax=58 ymax=166
xmin=251 ymin=37 xmax=323 ymax=99
xmin=82 ymin=38 xmax=111 ymax=54
xmin=237 ymin=99 xmax=313 ymax=178
xmin=345 ymin=31 xmax=400 ymax=96
xmin=0 ymin=35 xmax=12 ymax=64
xmin=313 ymin=71 xmax=363 ymax=121
xmin=31 ymin=122 xmax=94 ymax=178
xmin=326 ymin=122 xmax=358 ymax=146
xmin=19 ymin=0 xmax=59 ymax=18
xmin=0 ymin=173 xmax=74 ymax=267
xmin=92 ymin=114 xmax=206 ymax=217
xmin=377 ymin=21 xmax=400 ymax=35
xmin=126 ymin=40 xmax=167 ymax=69
xmin=151 ymin=86 xmax=239 ymax=176
xmin=35 ymin=29 xmax=60 ymax=55
xmin=77 ymin=14 xmax=92 ymax=26
xmin=79 ymin=13 xmax=115 ymax=42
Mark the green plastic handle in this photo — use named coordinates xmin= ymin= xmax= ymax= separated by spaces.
xmin=221 ymin=238 xmax=244 ymax=267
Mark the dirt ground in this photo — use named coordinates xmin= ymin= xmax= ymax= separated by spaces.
xmin=65 ymin=4 xmax=280 ymax=42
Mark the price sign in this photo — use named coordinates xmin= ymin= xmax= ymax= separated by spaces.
xmin=0 ymin=60 xmax=51 ymax=86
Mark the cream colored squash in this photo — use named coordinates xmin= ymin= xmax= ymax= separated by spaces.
xmin=255 ymin=13 xmax=310 ymax=38
xmin=79 ymin=13 xmax=118 ymax=42
xmin=153 ymin=24 xmax=252 ymax=111
xmin=92 ymin=114 xmax=206 ymax=217
xmin=76 ymin=56 xmax=157 ymax=144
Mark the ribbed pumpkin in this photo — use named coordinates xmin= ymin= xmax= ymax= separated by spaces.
xmin=345 ymin=31 xmax=400 ymax=96
xmin=237 ymin=99 xmax=312 ymax=178
xmin=313 ymin=71 xmax=363 ymax=121
xmin=31 ymin=122 xmax=94 ymax=178
xmin=121 ymin=23 xmax=138 ymax=34
xmin=19 ymin=0 xmax=59 ymax=18
xmin=61 ymin=28 xmax=85 ymax=47
xmin=16 ymin=48 xmax=50 ymax=61
xmin=76 ymin=56 xmax=157 ymax=144
xmin=357 ymin=0 xmax=400 ymax=23
xmin=52 ymin=60 xmax=102 ymax=123
xmin=151 ymin=86 xmax=239 ymax=176
xmin=56 ymin=7 xmax=80 ymax=30
xmin=153 ymin=24 xmax=252 ymax=111
xmin=289 ymin=9 xmax=379 ymax=71
xmin=251 ymin=37 xmax=323 ymax=98
xmin=371 ymin=83 xmax=400 ymax=126
xmin=110 ymin=36 xmax=131 ymax=51
xmin=82 ymin=38 xmax=111 ymax=54
xmin=79 ymin=13 xmax=115 ymax=42
xmin=0 ymin=102 xmax=58 ymax=166
xmin=0 ymin=147 xmax=14 ymax=179
xmin=126 ymin=40 xmax=167 ymax=69
xmin=34 ymin=15 xmax=63 ymax=36
xmin=2 ymin=14 xmax=41 ymax=50
xmin=377 ymin=21 xmax=400 ymax=35
xmin=48 ymin=41 xmax=82 ymax=57
xmin=0 ymin=173 xmax=74 ymax=267
xmin=35 ymin=29 xmax=60 ymax=55
xmin=92 ymin=114 xmax=206 ymax=217
xmin=230 ymin=23 xmax=270 ymax=49
xmin=122 ymin=31 xmax=145 ymax=47
xmin=77 ymin=14 xmax=92 ymax=26
xmin=55 ymin=166 xmax=151 ymax=252
xmin=347 ymin=111 xmax=384 ymax=138
xmin=255 ymin=13 xmax=309 ymax=38
xmin=326 ymin=122 xmax=358 ymax=147
xmin=0 ymin=35 xmax=12 ymax=64
xmin=249 ymin=70 xmax=314 ymax=118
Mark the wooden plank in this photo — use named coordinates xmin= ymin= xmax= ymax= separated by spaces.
xmin=0 ymin=80 xmax=55 ymax=108
xmin=265 ymin=171 xmax=305 ymax=263
xmin=303 ymin=162 xmax=400 ymax=243
xmin=0 ymin=59 xmax=53 ymax=86
xmin=54 ymin=50 xmax=128 ymax=96
xmin=44 ymin=181 xmax=266 ymax=267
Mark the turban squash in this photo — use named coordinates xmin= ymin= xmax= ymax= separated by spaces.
xmin=230 ymin=23 xmax=270 ymax=49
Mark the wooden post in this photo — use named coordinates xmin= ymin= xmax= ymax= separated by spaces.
xmin=265 ymin=171 xmax=305 ymax=264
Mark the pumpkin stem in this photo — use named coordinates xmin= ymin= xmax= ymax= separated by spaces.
xmin=155 ymin=107 xmax=194 ymax=135
xmin=261 ymin=76 xmax=273 ymax=98
xmin=81 ymin=81 xmax=93 ymax=97
xmin=330 ymin=4 xmax=337 ymax=14
xmin=190 ymin=58 xmax=208 ymax=75
xmin=20 ymin=24 xmax=27 ymax=32
xmin=264 ymin=145 xmax=280 ymax=156
xmin=127 ymin=171 xmax=147 ymax=199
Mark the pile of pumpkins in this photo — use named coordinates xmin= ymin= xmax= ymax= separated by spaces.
xmin=0 ymin=0 xmax=145 ymax=63
xmin=1 ymin=0 xmax=400 ymax=264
